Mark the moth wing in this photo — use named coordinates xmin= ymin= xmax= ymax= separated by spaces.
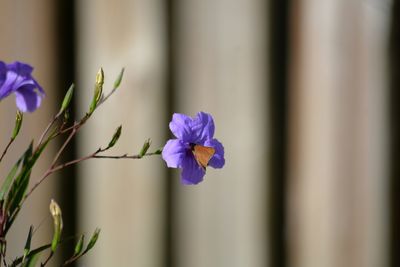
xmin=193 ymin=145 xmax=215 ymax=169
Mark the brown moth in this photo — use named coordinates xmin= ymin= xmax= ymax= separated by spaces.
xmin=193 ymin=145 xmax=215 ymax=170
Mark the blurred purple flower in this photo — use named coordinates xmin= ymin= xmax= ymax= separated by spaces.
xmin=0 ymin=61 xmax=44 ymax=112
xmin=162 ymin=112 xmax=225 ymax=185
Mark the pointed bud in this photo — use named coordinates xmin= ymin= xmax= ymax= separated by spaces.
xmin=60 ymin=84 xmax=74 ymax=114
xmin=107 ymin=125 xmax=122 ymax=149
xmin=89 ymin=68 xmax=104 ymax=114
xmin=113 ymin=68 xmax=125 ymax=89
xmin=154 ymin=147 xmax=163 ymax=155
xmin=96 ymin=67 xmax=105 ymax=86
xmin=85 ymin=228 xmax=100 ymax=252
xmin=139 ymin=138 xmax=151 ymax=158
xmin=64 ymin=109 xmax=70 ymax=122
xmin=74 ymin=234 xmax=85 ymax=256
xmin=11 ymin=111 xmax=23 ymax=140
xmin=50 ymin=199 xmax=63 ymax=252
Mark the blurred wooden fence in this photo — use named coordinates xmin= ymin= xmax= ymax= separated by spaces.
xmin=0 ymin=0 xmax=397 ymax=266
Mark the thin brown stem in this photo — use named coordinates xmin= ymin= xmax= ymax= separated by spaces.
xmin=37 ymin=113 xmax=61 ymax=148
xmin=93 ymin=151 xmax=160 ymax=159
xmin=41 ymin=251 xmax=53 ymax=267
xmin=50 ymin=127 xmax=77 ymax=169
xmin=0 ymin=139 xmax=14 ymax=163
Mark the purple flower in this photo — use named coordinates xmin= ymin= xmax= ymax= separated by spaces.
xmin=162 ymin=112 xmax=225 ymax=185
xmin=0 ymin=61 xmax=44 ymax=112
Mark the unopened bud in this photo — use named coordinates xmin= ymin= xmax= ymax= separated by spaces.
xmin=11 ymin=111 xmax=23 ymax=140
xmin=50 ymin=199 xmax=63 ymax=252
xmin=113 ymin=68 xmax=125 ymax=89
xmin=85 ymin=228 xmax=100 ymax=252
xmin=107 ymin=125 xmax=122 ymax=149
xmin=89 ymin=68 xmax=104 ymax=114
xmin=139 ymin=139 xmax=151 ymax=158
xmin=60 ymin=84 xmax=74 ymax=114
xmin=74 ymin=234 xmax=85 ymax=256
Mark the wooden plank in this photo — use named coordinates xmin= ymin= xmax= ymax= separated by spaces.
xmin=0 ymin=0 xmax=59 ymax=262
xmin=76 ymin=0 xmax=167 ymax=266
xmin=172 ymin=0 xmax=269 ymax=266
xmin=287 ymin=1 xmax=389 ymax=266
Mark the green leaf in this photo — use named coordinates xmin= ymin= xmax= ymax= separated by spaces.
xmin=0 ymin=156 xmax=23 ymax=201
xmin=11 ymin=244 xmax=51 ymax=267
xmin=5 ymin=139 xmax=51 ymax=233
xmin=74 ymin=234 xmax=84 ymax=256
xmin=22 ymin=253 xmax=40 ymax=267
xmin=4 ymin=142 xmax=33 ymax=211
xmin=24 ymin=226 xmax=34 ymax=256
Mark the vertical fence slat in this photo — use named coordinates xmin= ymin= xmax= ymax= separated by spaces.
xmin=287 ymin=1 xmax=390 ymax=267
xmin=0 ymin=0 xmax=59 ymax=261
xmin=76 ymin=0 xmax=167 ymax=266
xmin=172 ymin=0 xmax=269 ymax=266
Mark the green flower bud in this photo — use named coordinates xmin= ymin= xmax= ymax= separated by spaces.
xmin=11 ymin=111 xmax=23 ymax=140
xmin=154 ymin=147 xmax=163 ymax=155
xmin=113 ymin=68 xmax=125 ymax=89
xmin=85 ymin=228 xmax=100 ymax=252
xmin=50 ymin=199 xmax=63 ymax=252
xmin=74 ymin=234 xmax=85 ymax=256
xmin=139 ymin=138 xmax=151 ymax=158
xmin=107 ymin=125 xmax=122 ymax=149
xmin=60 ymin=84 xmax=74 ymax=114
xmin=89 ymin=68 xmax=104 ymax=114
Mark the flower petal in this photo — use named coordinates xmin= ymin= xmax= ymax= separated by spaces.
xmin=204 ymin=138 xmax=225 ymax=168
xmin=14 ymin=85 xmax=43 ymax=112
xmin=7 ymin=61 xmax=33 ymax=77
xmin=0 ymin=62 xmax=6 ymax=86
xmin=190 ymin=112 xmax=215 ymax=143
xmin=0 ymin=62 xmax=43 ymax=102
xmin=181 ymin=154 xmax=206 ymax=185
xmin=169 ymin=113 xmax=194 ymax=141
xmin=162 ymin=139 xmax=188 ymax=168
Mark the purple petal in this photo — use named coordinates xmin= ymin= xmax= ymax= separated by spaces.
xmin=204 ymin=138 xmax=225 ymax=168
xmin=7 ymin=62 xmax=33 ymax=77
xmin=169 ymin=113 xmax=194 ymax=142
xmin=14 ymin=85 xmax=43 ymax=112
xmin=0 ymin=62 xmax=6 ymax=86
xmin=181 ymin=154 xmax=206 ymax=185
xmin=190 ymin=112 xmax=215 ymax=143
xmin=162 ymin=139 xmax=188 ymax=168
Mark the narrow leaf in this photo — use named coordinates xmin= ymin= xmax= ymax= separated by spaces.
xmin=23 ymin=253 xmax=40 ymax=267
xmin=24 ymin=226 xmax=34 ymax=255
xmin=0 ymin=157 xmax=22 ymax=201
